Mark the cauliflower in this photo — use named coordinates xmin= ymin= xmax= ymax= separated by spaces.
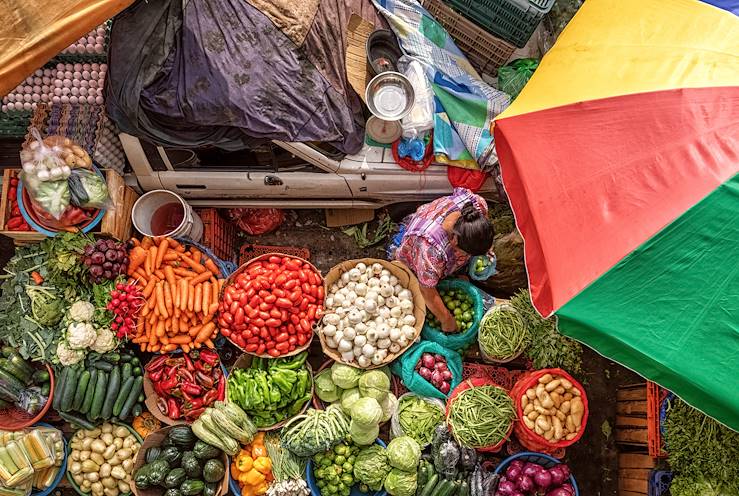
xmin=91 ymin=328 xmax=116 ymax=354
xmin=56 ymin=341 xmax=84 ymax=366
xmin=69 ymin=301 xmax=95 ymax=322
xmin=67 ymin=322 xmax=97 ymax=349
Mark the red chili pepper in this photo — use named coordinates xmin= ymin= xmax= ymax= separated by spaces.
xmin=183 ymin=353 xmax=195 ymax=372
xmin=216 ymin=376 xmax=225 ymax=400
xmin=160 ymin=375 xmax=179 ymax=393
xmin=195 ymin=371 xmax=215 ymax=388
xmin=203 ymin=388 xmax=219 ymax=405
xmin=148 ymin=368 xmax=164 ymax=382
xmin=153 ymin=381 xmax=165 ymax=396
xmin=199 ymin=349 xmax=219 ymax=365
xmin=167 ymin=398 xmax=180 ymax=419
xmin=178 ymin=368 xmax=195 ymax=383
xmin=146 ymin=355 xmax=168 ymax=372
xmin=184 ymin=407 xmax=206 ymax=420
xmin=181 ymin=382 xmax=203 ymax=396
xmin=157 ymin=397 xmax=168 ymax=415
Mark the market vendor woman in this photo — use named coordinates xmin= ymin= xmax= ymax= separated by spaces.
xmin=392 ymin=187 xmax=493 ymax=332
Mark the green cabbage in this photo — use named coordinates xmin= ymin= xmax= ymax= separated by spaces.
xmin=358 ymin=370 xmax=390 ymax=401
xmin=384 ymin=468 xmax=417 ymax=496
xmin=315 ymin=369 xmax=340 ymax=402
xmin=379 ymin=392 xmax=398 ymax=423
xmin=351 ymin=397 xmax=383 ymax=426
xmin=331 ymin=362 xmax=362 ymax=389
xmin=353 ymin=445 xmax=389 ymax=491
xmin=341 ymin=388 xmax=362 ymax=414
xmin=350 ymin=420 xmax=379 ymax=446
xmin=386 ymin=436 xmax=421 ymax=472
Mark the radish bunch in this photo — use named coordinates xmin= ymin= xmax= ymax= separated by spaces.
xmin=415 ymin=353 xmax=453 ymax=394
xmin=107 ymin=282 xmax=144 ymax=339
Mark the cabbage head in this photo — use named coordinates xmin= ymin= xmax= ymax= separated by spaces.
xmin=341 ymin=388 xmax=362 ymax=414
xmin=384 ymin=468 xmax=417 ymax=496
xmin=359 ymin=370 xmax=390 ymax=401
xmin=353 ymin=445 xmax=389 ymax=491
xmin=350 ymin=420 xmax=379 ymax=446
xmin=386 ymin=436 xmax=421 ymax=472
xmin=351 ymin=397 xmax=383 ymax=426
xmin=379 ymin=392 xmax=398 ymax=423
xmin=315 ymin=370 xmax=340 ymax=402
xmin=331 ymin=362 xmax=362 ymax=389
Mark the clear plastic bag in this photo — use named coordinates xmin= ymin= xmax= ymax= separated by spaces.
xmin=399 ymin=58 xmax=434 ymax=138
xmin=227 ymin=208 xmax=285 ymax=235
xmin=68 ymin=169 xmax=111 ymax=209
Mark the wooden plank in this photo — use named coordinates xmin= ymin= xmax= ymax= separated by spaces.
xmin=619 ymin=453 xmax=655 ymax=469
xmin=616 ymin=428 xmax=648 ymax=444
xmin=619 ymin=491 xmax=647 ymax=496
xmin=617 ymin=386 xmax=646 ymax=401
xmin=325 ymin=208 xmax=374 ymax=227
xmin=616 ymin=415 xmax=648 ymax=428
xmin=619 ymin=468 xmax=651 ymax=480
xmin=618 ymin=477 xmax=648 ymax=493
xmin=346 ymin=14 xmax=374 ymax=103
xmin=617 ymin=400 xmax=647 ymax=416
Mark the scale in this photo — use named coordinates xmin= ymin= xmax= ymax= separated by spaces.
xmin=366 ymin=116 xmax=402 ymax=144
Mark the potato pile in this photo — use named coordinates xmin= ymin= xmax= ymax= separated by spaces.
xmin=520 ymin=373 xmax=585 ymax=443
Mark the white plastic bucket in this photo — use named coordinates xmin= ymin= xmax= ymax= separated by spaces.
xmin=132 ymin=190 xmax=203 ymax=241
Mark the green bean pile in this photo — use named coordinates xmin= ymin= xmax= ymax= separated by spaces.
xmin=447 ymin=384 xmax=515 ymax=448
xmin=478 ymin=305 xmax=529 ymax=360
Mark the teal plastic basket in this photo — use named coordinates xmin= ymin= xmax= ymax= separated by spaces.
xmin=440 ymin=0 xmax=555 ymax=48
xmin=421 ymin=279 xmax=484 ymax=352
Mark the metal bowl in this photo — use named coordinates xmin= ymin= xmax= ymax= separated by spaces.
xmin=365 ymin=72 xmax=415 ymax=121
xmin=366 ymin=29 xmax=402 ymax=75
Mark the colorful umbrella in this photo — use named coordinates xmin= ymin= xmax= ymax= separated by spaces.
xmin=494 ymin=0 xmax=739 ymax=429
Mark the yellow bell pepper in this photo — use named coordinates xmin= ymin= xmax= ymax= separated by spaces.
xmin=236 ymin=454 xmax=254 ymax=473
xmin=244 ymin=468 xmax=266 ymax=486
xmin=253 ymin=432 xmax=265 ymax=445
xmin=255 ymin=481 xmax=269 ymax=495
xmin=252 ymin=443 xmax=267 ymax=458
xmin=238 ymin=471 xmax=252 ymax=484
xmin=253 ymin=457 xmax=272 ymax=474
xmin=241 ymin=485 xmax=256 ymax=496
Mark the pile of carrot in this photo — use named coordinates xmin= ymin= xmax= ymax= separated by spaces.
xmin=125 ymin=236 xmax=225 ymax=353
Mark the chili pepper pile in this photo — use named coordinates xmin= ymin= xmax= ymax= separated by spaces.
xmin=4 ymin=175 xmax=31 ymax=231
xmin=145 ymin=349 xmax=225 ymax=421
xmin=218 ymin=255 xmax=323 ymax=357
xmin=227 ymin=352 xmax=312 ymax=428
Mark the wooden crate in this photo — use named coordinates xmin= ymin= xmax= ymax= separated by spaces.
xmin=618 ymin=453 xmax=655 ymax=496
xmin=616 ymin=383 xmax=648 ymax=448
xmin=0 ymin=168 xmax=138 ymax=244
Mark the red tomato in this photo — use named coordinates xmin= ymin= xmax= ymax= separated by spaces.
xmin=317 ymin=286 xmax=325 ymax=300
xmin=256 ymin=344 xmax=266 ymax=355
xmin=222 ymin=312 xmax=234 ymax=324
xmin=268 ymin=348 xmax=281 ymax=357
xmin=259 ymin=289 xmax=270 ymax=298
xmin=264 ymin=294 xmax=277 ymax=304
xmin=288 ymin=336 xmax=297 ymax=345
xmin=275 ymin=332 xmax=289 ymax=342
xmin=284 ymin=279 xmax=298 ymax=290
xmin=269 ymin=308 xmax=282 ymax=319
xmin=280 ymin=310 xmax=288 ymax=322
xmin=230 ymin=301 xmax=240 ymax=314
xmin=297 ymin=270 xmax=307 ymax=283
xmin=288 ymin=290 xmax=302 ymax=303
xmin=246 ymin=306 xmax=260 ymax=319
xmin=239 ymin=292 xmax=250 ymax=306
xmin=259 ymin=302 xmax=270 ymax=312
xmin=290 ymin=315 xmax=300 ymax=325
xmin=273 ymin=288 xmax=286 ymax=298
xmin=245 ymin=344 xmax=258 ymax=352
xmin=297 ymin=333 xmax=308 ymax=345
xmin=275 ymin=274 xmax=287 ymax=286
xmin=234 ymin=307 xmax=245 ymax=325
xmin=220 ymin=328 xmax=231 ymax=337
xmin=306 ymin=306 xmax=316 ymax=321
xmin=275 ymin=342 xmax=289 ymax=352
xmin=275 ymin=297 xmax=292 ymax=309
xmin=269 ymin=256 xmax=282 ymax=264
xmin=224 ymin=291 xmax=234 ymax=306
xmin=301 ymin=282 xmax=312 ymax=294
xmin=265 ymin=318 xmax=281 ymax=328
xmin=299 ymin=319 xmax=311 ymax=333
xmin=259 ymin=311 xmax=270 ymax=320
xmin=253 ymin=318 xmax=265 ymax=328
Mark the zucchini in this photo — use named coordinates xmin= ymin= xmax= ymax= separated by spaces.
xmin=113 ymin=376 xmax=135 ymax=417
xmin=60 ymin=367 xmax=80 ymax=412
xmin=417 ymin=464 xmax=429 ymax=495
xmin=0 ymin=368 xmax=25 ymax=392
xmin=100 ymin=365 xmax=120 ymax=419
xmin=90 ymin=371 xmax=108 ymax=420
xmin=457 ymin=481 xmax=469 ymax=496
xmin=80 ymin=369 xmax=98 ymax=414
xmin=118 ymin=376 xmax=143 ymax=420
xmin=431 ymin=479 xmax=451 ymax=496
xmin=52 ymin=367 xmax=68 ymax=411
xmin=5 ymin=352 xmax=34 ymax=379
xmin=132 ymin=403 xmax=143 ymax=418
xmin=94 ymin=361 xmax=114 ymax=372
xmin=420 ymin=474 xmax=439 ymax=496
xmin=121 ymin=363 xmax=132 ymax=383
xmin=0 ymin=358 xmax=31 ymax=385
xmin=58 ymin=411 xmax=96 ymax=430
xmin=103 ymin=353 xmax=121 ymax=363
xmin=32 ymin=369 xmax=50 ymax=383
xmin=119 ymin=354 xmax=133 ymax=363
xmin=72 ymin=370 xmax=91 ymax=411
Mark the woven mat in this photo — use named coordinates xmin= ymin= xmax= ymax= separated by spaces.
xmin=346 ymin=14 xmax=374 ymax=103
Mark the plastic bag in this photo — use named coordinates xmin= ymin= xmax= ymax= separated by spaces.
xmin=17 ymin=387 xmax=48 ymax=416
xmin=498 ymin=58 xmax=539 ymax=99
xmin=392 ymin=340 xmax=463 ymax=400
xmin=68 ymin=169 xmax=111 ymax=209
xmin=468 ymin=254 xmax=497 ymax=281
xmin=399 ymin=58 xmax=434 ymax=138
xmin=21 ymin=174 xmax=70 ymax=220
xmin=227 ymin=208 xmax=285 ymax=235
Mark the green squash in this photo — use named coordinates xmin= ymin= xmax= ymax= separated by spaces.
xmin=181 ymin=452 xmax=202 ymax=478
xmin=202 ymin=459 xmax=225 ymax=483
xmin=164 ymin=468 xmax=187 ymax=489
xmin=203 ymin=482 xmax=219 ymax=496
xmin=193 ymin=440 xmax=221 ymax=460
xmin=180 ymin=479 xmax=206 ymax=496
xmin=160 ymin=446 xmax=183 ymax=467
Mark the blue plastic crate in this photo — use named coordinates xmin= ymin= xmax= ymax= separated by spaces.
xmin=649 ymin=470 xmax=672 ymax=496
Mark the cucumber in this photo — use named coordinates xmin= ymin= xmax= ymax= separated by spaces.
xmin=72 ymin=370 xmax=91 ymax=411
xmin=58 ymin=411 xmax=96 ymax=430
xmin=52 ymin=368 xmax=68 ymax=411
xmin=457 ymin=481 xmax=469 ymax=496
xmin=80 ymin=369 xmax=98 ymax=414
xmin=118 ymin=377 xmax=143 ymax=420
xmin=119 ymin=354 xmax=132 ymax=363
xmin=100 ymin=365 xmax=121 ymax=419
xmin=32 ymin=370 xmax=50 ymax=383
xmin=132 ymin=403 xmax=143 ymax=418
xmin=0 ymin=358 xmax=31 ymax=385
xmin=0 ymin=383 xmax=19 ymax=403
xmin=60 ymin=367 xmax=80 ymax=412
xmin=417 ymin=464 xmax=429 ymax=495
xmin=94 ymin=361 xmax=114 ymax=371
xmin=104 ymin=353 xmax=121 ymax=363
xmin=0 ymin=368 xmax=25 ymax=391
xmin=113 ymin=376 xmax=135 ymax=417
xmin=431 ymin=480 xmax=451 ymax=496
xmin=40 ymin=382 xmax=50 ymax=396
xmin=138 ymin=393 xmax=145 ymax=402
xmin=132 ymin=367 xmax=142 ymax=377
xmin=420 ymin=475 xmax=439 ymax=496
xmin=90 ymin=371 xmax=108 ymax=420
xmin=121 ymin=363 xmax=132 ymax=383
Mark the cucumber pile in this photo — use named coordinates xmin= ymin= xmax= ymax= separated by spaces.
xmin=0 ymin=347 xmax=52 ymax=415
xmin=53 ymin=351 xmax=145 ymax=429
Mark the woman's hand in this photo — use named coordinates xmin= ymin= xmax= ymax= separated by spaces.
xmin=440 ymin=312 xmax=458 ymax=333
xmin=420 ymin=285 xmax=459 ymax=333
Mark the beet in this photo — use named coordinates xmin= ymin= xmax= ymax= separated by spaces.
xmin=91 ymin=252 xmax=105 ymax=265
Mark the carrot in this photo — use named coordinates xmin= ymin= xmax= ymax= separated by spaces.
xmin=180 ymin=316 xmax=189 ymax=330
xmin=173 ymin=268 xmax=199 ymax=278
xmin=162 ymin=265 xmax=175 ymax=286
xmin=162 ymin=344 xmax=177 ymax=352
xmin=181 ymin=255 xmax=206 ymax=274
xmin=205 ymin=339 xmax=215 ymax=349
xmin=130 ymin=238 xmax=141 ymax=247
xmin=195 ymin=322 xmax=216 ymax=343
xmin=166 ymin=238 xmax=181 ymax=249
xmin=187 ymin=285 xmax=195 ymax=312
xmin=145 ymin=247 xmax=153 ymax=276
xmin=156 ymin=283 xmax=169 ymax=319
xmin=148 ymin=288 xmax=158 ymax=309
xmin=148 ymin=328 xmax=157 ymax=346
xmin=190 ymin=249 xmax=202 ymax=264
xmin=188 ymin=325 xmax=203 ymax=337
xmin=142 ymin=278 xmax=157 ymax=298
xmin=182 ymin=344 xmax=191 ymax=353
xmin=141 ymin=237 xmax=153 ymax=249
xmin=202 ymin=282 xmax=211 ymax=314
xmin=169 ymin=335 xmax=192 ymax=345
xmin=163 ymin=252 xmax=179 ymax=262
xmin=190 ymin=270 xmax=213 ymax=285
xmin=172 ymin=316 xmax=180 ymax=334
xmin=178 ymin=279 xmax=187 ymax=311
xmin=208 ymin=303 xmax=218 ymax=316
xmin=135 ymin=268 xmax=149 ymax=282
xmin=164 ymin=282 xmax=174 ymax=316
xmin=129 ymin=247 xmax=147 ymax=273
xmin=203 ymin=258 xmax=221 ymax=277
xmin=132 ymin=336 xmax=148 ymax=344
xmin=160 ymin=334 xmax=170 ymax=345
xmin=194 ymin=284 xmax=202 ymax=314
xmin=155 ymin=238 xmax=168 ymax=269
xmin=154 ymin=269 xmax=165 ymax=280
xmin=141 ymin=304 xmax=150 ymax=317
xmin=155 ymin=319 xmax=166 ymax=337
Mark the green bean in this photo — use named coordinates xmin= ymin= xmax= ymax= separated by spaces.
xmin=447 ymin=384 xmax=515 ymax=448
xmin=478 ymin=305 xmax=529 ymax=360
xmin=398 ymin=395 xmax=445 ymax=446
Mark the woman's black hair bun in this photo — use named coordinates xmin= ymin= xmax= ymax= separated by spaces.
xmin=460 ymin=201 xmax=480 ymax=222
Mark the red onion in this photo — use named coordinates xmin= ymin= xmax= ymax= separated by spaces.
xmin=441 ymin=370 xmax=453 ymax=380
xmin=438 ymin=382 xmax=450 ymax=394
xmin=496 ymin=480 xmax=515 ymax=495
xmin=516 ymin=475 xmax=534 ymax=493
xmin=562 ymin=483 xmax=575 ymax=495
xmin=534 ymin=470 xmax=553 ymax=489
xmin=557 ymin=464 xmax=571 ymax=480
xmin=509 ymin=460 xmax=524 ymax=471
xmin=545 ymin=489 xmax=572 ymax=496
xmin=421 ymin=353 xmax=435 ymax=369
xmin=431 ymin=370 xmax=444 ymax=385
xmin=548 ymin=467 xmax=566 ymax=486
xmin=505 ymin=464 xmax=522 ymax=481
xmin=522 ymin=463 xmax=542 ymax=479
xmin=418 ymin=367 xmax=433 ymax=380
xmin=434 ymin=354 xmax=444 ymax=361
xmin=434 ymin=361 xmax=448 ymax=371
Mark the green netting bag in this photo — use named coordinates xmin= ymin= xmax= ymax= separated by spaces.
xmin=421 ymin=279 xmax=484 ymax=351
xmin=498 ymin=58 xmax=539 ymax=99
xmin=392 ymin=341 xmax=463 ymax=400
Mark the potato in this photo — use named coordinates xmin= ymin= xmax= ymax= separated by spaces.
xmin=108 ymin=455 xmax=121 ymax=466
xmin=566 ymin=415 xmax=577 ymax=432
xmin=560 ymin=400 xmax=571 ymax=414
xmin=101 ymin=423 xmax=113 ymax=434
xmin=90 ymin=440 xmax=106 ymax=454
xmin=545 ymin=379 xmax=561 ymax=392
xmin=571 ymin=397 xmax=584 ymax=415
xmin=560 ymin=378 xmax=573 ymax=389
xmin=550 ymin=392 xmax=562 ymax=408
xmin=123 ymin=436 xmax=137 ymax=448
xmin=571 ymin=387 xmax=582 ymax=397
xmin=536 ymin=415 xmax=551 ymax=432
xmin=113 ymin=438 xmax=123 ymax=449
xmin=101 ymin=477 xmax=117 ymax=489
xmin=534 ymin=423 xmax=544 ymax=435
xmin=114 ymin=427 xmax=129 ymax=439
xmin=553 ymin=416 xmax=564 ymax=440
xmin=82 ymin=438 xmax=94 ymax=450
xmin=72 ymin=451 xmax=81 ymax=461
xmin=523 ymin=403 xmax=534 ymax=415
xmin=563 ymin=392 xmax=573 ymax=401
xmin=85 ymin=429 xmax=101 ymax=438
xmin=556 ymin=410 xmax=567 ymax=422
xmin=122 ymin=459 xmax=134 ymax=473
xmin=535 ymin=383 xmax=546 ymax=398
xmin=543 ymin=428 xmax=554 ymax=441
xmin=572 ymin=412 xmax=584 ymax=428
xmin=533 ymin=398 xmax=541 ymax=407
xmin=101 ymin=433 xmax=114 ymax=445
xmin=538 ymin=373 xmax=553 ymax=384
xmin=523 ymin=417 xmax=536 ymax=430
xmin=74 ymin=430 xmax=85 ymax=440
xmin=534 ymin=405 xmax=548 ymax=415
xmin=521 ymin=395 xmax=529 ymax=408
xmin=555 ymin=386 xmax=566 ymax=395
xmin=526 ymin=388 xmax=537 ymax=400
xmin=541 ymin=394 xmax=554 ymax=409
xmin=566 ymin=432 xmax=578 ymax=441
xmin=527 ymin=410 xmax=539 ymax=421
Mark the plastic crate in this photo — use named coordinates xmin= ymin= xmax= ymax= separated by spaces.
xmin=441 ymin=0 xmax=555 ymax=48
xmin=423 ymin=0 xmax=515 ymax=75
xmin=649 ymin=470 xmax=672 ymax=496
xmin=194 ymin=208 xmax=238 ymax=263
xmin=240 ymin=243 xmax=311 ymax=265
xmin=461 ymin=361 xmax=526 ymax=391
xmin=647 ymin=381 xmax=669 ymax=458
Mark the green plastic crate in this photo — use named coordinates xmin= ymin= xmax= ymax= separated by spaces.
xmin=441 ymin=0 xmax=555 ymax=48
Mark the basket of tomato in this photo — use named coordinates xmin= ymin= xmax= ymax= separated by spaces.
xmin=218 ymin=254 xmax=323 ymax=358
